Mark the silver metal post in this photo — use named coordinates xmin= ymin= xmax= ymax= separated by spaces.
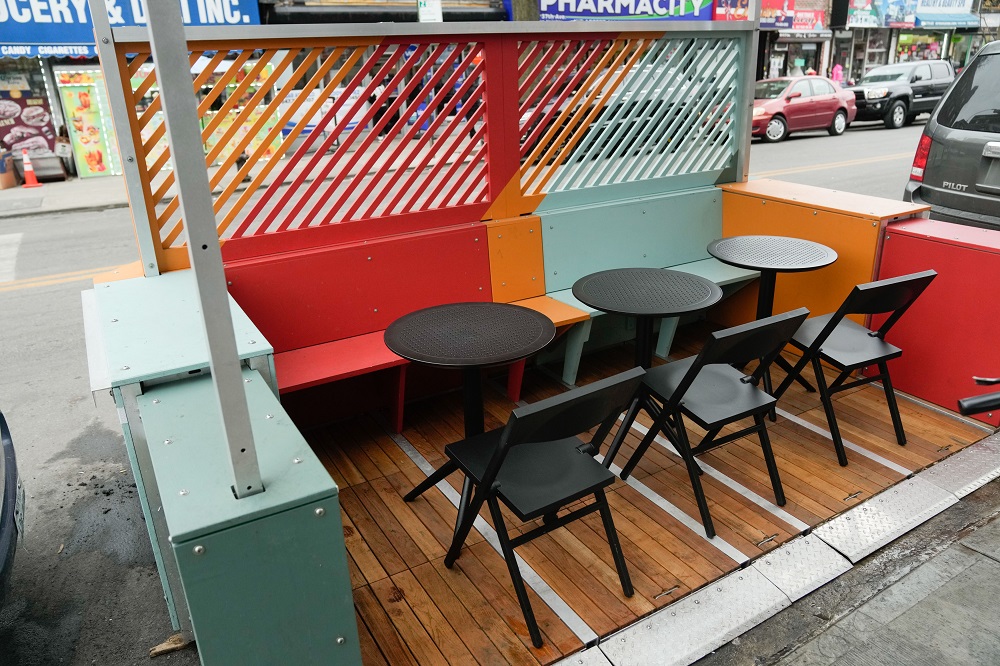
xmin=88 ymin=0 xmax=161 ymax=276
xmin=736 ymin=0 xmax=763 ymax=183
xmin=143 ymin=0 xmax=264 ymax=498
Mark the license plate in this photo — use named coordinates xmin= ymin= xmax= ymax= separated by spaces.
xmin=984 ymin=142 xmax=1000 ymax=159
xmin=14 ymin=479 xmax=25 ymax=541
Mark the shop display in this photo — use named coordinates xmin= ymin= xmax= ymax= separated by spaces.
xmin=54 ymin=68 xmax=123 ymax=178
xmin=0 ymin=96 xmax=55 ymax=155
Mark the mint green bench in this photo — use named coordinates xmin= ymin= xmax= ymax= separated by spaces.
xmin=537 ymin=187 xmax=759 ymax=385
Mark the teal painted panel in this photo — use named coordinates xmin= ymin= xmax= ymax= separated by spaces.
xmin=94 ymin=269 xmax=272 ymax=387
xmin=541 ymin=187 xmax=723 ymax=292
xmin=671 ymin=258 xmax=760 ymax=286
xmin=113 ymin=387 xmax=181 ymax=631
xmin=538 ymin=171 xmax=727 ymax=213
xmin=172 ymin=497 xmax=362 ymax=666
xmin=139 ymin=369 xmax=336 ymax=542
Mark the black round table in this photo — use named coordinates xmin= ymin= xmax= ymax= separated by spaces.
xmin=384 ymin=302 xmax=556 ymax=438
xmin=388 ymin=302 xmax=555 ymax=513
xmin=572 ymin=268 xmax=723 ymax=369
xmin=707 ymin=235 xmax=838 ymax=410
xmin=707 ymin=236 xmax=838 ymax=321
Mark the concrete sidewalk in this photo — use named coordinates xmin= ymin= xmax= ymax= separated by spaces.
xmin=697 ymin=465 xmax=1000 ymax=666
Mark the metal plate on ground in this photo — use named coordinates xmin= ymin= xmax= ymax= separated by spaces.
xmin=599 ymin=567 xmax=788 ymax=666
xmin=555 ymin=646 xmax=614 ymax=666
xmin=918 ymin=434 xmax=1000 ymax=498
xmin=752 ymin=535 xmax=852 ymax=602
xmin=813 ymin=477 xmax=957 ymax=564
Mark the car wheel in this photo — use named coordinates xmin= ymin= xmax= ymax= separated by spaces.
xmin=884 ymin=101 xmax=907 ymax=129
xmin=829 ymin=110 xmax=848 ymax=136
xmin=763 ymin=116 xmax=787 ymax=143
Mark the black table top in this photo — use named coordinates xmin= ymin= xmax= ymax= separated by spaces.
xmin=707 ymin=235 xmax=838 ymax=273
xmin=384 ymin=302 xmax=556 ymax=368
xmin=572 ymin=268 xmax=723 ymax=318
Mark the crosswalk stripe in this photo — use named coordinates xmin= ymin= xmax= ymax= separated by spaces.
xmin=0 ymin=233 xmax=23 ymax=282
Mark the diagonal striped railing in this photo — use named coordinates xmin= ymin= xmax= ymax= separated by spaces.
xmin=96 ymin=23 xmax=754 ymax=272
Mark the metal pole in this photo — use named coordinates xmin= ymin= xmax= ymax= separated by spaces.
xmin=88 ymin=0 xmax=162 ymax=276
xmin=143 ymin=0 xmax=264 ymax=498
xmin=736 ymin=0 xmax=762 ymax=183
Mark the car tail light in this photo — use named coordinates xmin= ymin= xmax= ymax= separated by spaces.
xmin=910 ymin=134 xmax=932 ymax=181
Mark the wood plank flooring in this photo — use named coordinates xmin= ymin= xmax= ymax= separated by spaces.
xmin=305 ymin=323 xmax=988 ymax=665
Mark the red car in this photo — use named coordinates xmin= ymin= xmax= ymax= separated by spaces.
xmin=752 ymin=76 xmax=857 ymax=143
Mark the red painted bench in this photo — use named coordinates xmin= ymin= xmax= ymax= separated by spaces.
xmin=224 ymin=223 xmax=494 ymax=432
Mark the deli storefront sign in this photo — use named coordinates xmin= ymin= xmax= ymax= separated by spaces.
xmin=539 ymin=0 xmax=715 ymax=21
xmin=0 ymin=0 xmax=261 ymax=58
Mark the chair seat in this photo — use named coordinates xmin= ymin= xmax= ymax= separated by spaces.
xmin=645 ymin=359 xmax=776 ymax=429
xmin=792 ymin=314 xmax=902 ymax=369
xmin=446 ymin=432 xmax=616 ymax=521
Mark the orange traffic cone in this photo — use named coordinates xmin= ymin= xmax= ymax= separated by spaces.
xmin=21 ymin=149 xmax=42 ymax=189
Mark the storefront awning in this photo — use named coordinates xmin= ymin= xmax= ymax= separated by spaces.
xmin=915 ymin=13 xmax=981 ymax=28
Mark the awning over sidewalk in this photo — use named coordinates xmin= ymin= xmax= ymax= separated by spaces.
xmin=915 ymin=13 xmax=980 ymax=28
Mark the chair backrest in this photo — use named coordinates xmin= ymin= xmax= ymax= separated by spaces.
xmin=808 ymin=269 xmax=937 ymax=352
xmin=502 ymin=367 xmax=646 ymax=450
xmin=669 ymin=308 xmax=810 ymax=404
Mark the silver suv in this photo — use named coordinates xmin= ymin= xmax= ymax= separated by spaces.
xmin=903 ymin=41 xmax=1000 ymax=228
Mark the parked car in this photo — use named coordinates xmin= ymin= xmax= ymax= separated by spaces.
xmin=752 ymin=76 xmax=857 ymax=143
xmin=847 ymin=60 xmax=955 ymax=129
xmin=903 ymin=41 xmax=1000 ymax=229
xmin=0 ymin=410 xmax=22 ymax=608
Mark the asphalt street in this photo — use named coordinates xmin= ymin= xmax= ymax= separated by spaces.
xmin=0 ymin=119 xmax=932 ymax=665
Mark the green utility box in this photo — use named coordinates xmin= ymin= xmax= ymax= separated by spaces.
xmin=140 ymin=369 xmax=361 ymax=665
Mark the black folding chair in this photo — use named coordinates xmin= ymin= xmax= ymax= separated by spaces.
xmin=608 ymin=309 xmax=809 ymax=539
xmin=774 ymin=270 xmax=937 ymax=467
xmin=405 ymin=367 xmax=644 ymax=648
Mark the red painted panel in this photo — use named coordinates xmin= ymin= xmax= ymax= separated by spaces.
xmin=274 ymin=331 xmax=407 ymax=393
xmin=872 ymin=218 xmax=1000 ymax=426
xmin=225 ymin=223 xmax=493 ymax=353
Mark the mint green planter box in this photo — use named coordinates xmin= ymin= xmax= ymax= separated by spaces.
xmin=140 ymin=370 xmax=361 ymax=666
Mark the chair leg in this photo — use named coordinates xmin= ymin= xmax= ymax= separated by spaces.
xmin=674 ymin=416 xmax=715 ymax=539
xmin=879 ymin=362 xmax=907 ymax=447
xmin=445 ymin=483 xmax=488 ymax=568
xmin=812 ymin=358 xmax=849 ymax=467
xmin=404 ymin=459 xmax=458 ymax=501
xmin=487 ymin=497 xmax=543 ymax=648
xmin=605 ymin=395 xmax=641 ymax=469
xmin=620 ymin=406 xmax=666 ymax=480
xmin=755 ymin=414 xmax=786 ymax=506
xmin=596 ymin=489 xmax=633 ymax=598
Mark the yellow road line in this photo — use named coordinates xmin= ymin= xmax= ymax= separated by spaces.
xmin=753 ymin=152 xmax=914 ymax=178
xmin=0 ymin=265 xmax=119 ymax=292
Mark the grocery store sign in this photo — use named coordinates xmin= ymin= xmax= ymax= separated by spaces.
xmin=539 ymin=0 xmax=715 ymax=21
xmin=0 ymin=0 xmax=260 ymax=58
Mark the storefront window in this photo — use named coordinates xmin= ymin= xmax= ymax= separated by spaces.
xmin=896 ymin=32 xmax=944 ymax=61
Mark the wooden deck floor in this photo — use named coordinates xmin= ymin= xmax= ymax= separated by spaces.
xmin=306 ymin=324 xmax=987 ymax=665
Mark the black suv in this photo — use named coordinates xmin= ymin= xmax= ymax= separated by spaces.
xmin=847 ymin=60 xmax=954 ymax=129
xmin=903 ymin=41 xmax=1000 ymax=229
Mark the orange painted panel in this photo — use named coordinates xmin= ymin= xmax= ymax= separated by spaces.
xmin=513 ymin=295 xmax=590 ymax=327
xmin=715 ymin=184 xmax=889 ymax=327
xmin=719 ymin=180 xmax=929 ymax=222
xmin=92 ymin=261 xmax=146 ymax=283
xmin=486 ymin=216 xmax=545 ymax=303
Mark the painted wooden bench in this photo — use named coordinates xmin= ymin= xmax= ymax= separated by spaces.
xmin=224 ymin=223 xmax=494 ymax=432
xmin=485 ymin=187 xmax=759 ymax=385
